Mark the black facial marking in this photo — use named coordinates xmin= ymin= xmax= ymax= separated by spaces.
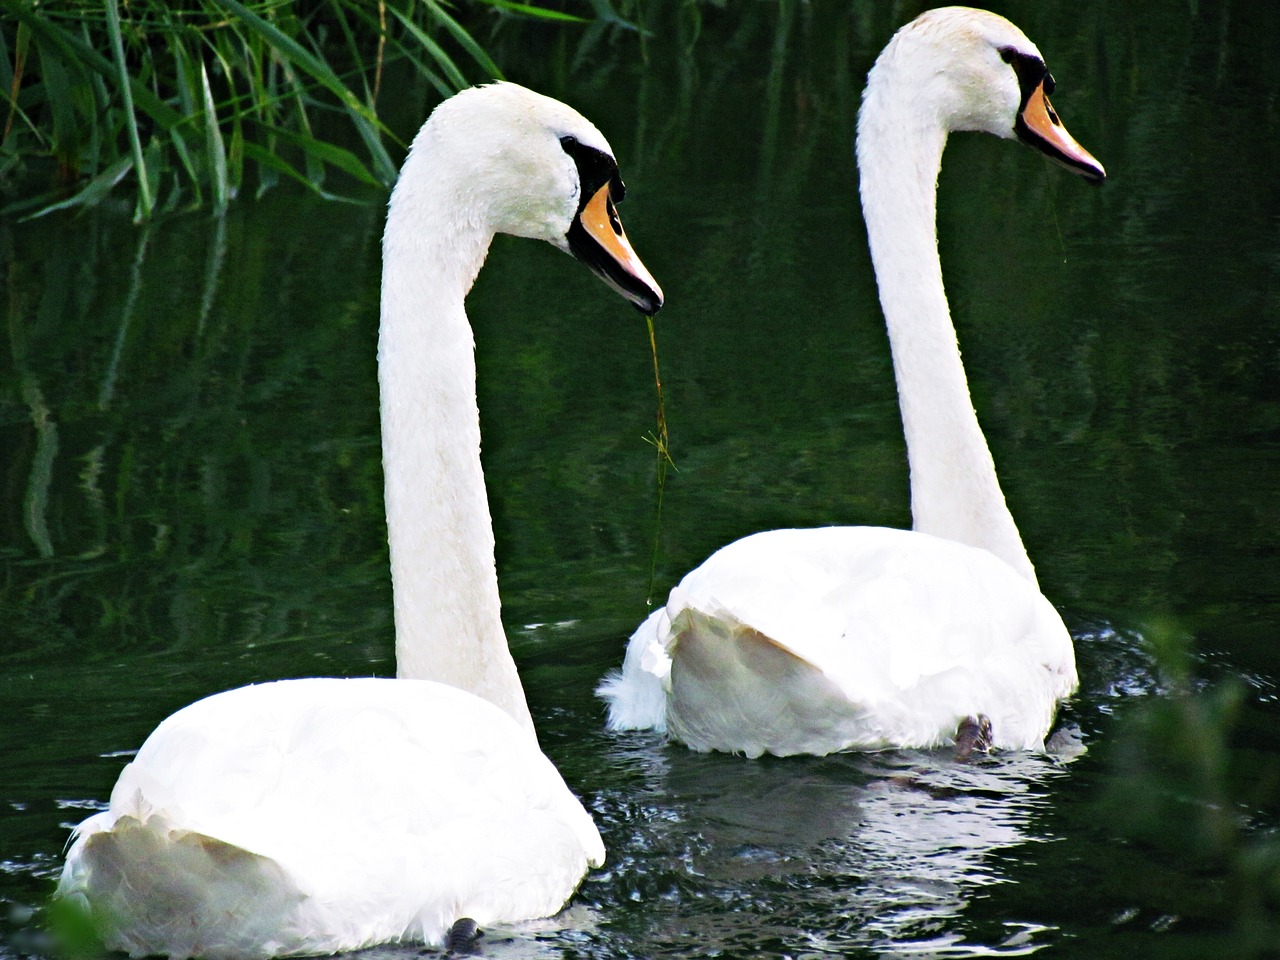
xmin=559 ymin=135 xmax=626 ymax=213
xmin=999 ymin=46 xmax=1049 ymax=116
xmin=559 ymin=134 xmax=661 ymax=315
xmin=1001 ymin=46 xmax=1105 ymax=185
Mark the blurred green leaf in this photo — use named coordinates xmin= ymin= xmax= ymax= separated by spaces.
xmin=477 ymin=1 xmax=590 ymax=23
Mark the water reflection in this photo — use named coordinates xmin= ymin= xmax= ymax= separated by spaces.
xmin=3 ymin=3 xmax=1280 ymax=958
xmin=589 ymin=737 xmax=1070 ymax=957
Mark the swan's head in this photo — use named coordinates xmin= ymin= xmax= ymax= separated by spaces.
xmin=868 ymin=7 xmax=1106 ymax=184
xmin=403 ymin=82 xmax=663 ymax=314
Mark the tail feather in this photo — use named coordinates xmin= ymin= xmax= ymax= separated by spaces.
xmin=664 ymin=605 xmax=871 ymax=757
xmin=59 ymin=815 xmax=313 ymax=960
xmin=597 ymin=607 xmax=671 ymax=732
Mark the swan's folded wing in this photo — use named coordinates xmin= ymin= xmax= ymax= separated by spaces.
xmin=61 ymin=678 xmax=604 ymax=954
xmin=661 ymin=526 xmax=1076 ymax=753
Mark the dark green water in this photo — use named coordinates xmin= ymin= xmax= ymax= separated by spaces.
xmin=3 ymin=2 xmax=1279 ymax=957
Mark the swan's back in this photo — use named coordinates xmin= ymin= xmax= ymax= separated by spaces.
xmin=606 ymin=528 xmax=1076 ymax=757
xmin=59 ymin=678 xmax=604 ymax=957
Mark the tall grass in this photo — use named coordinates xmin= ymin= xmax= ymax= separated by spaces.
xmin=0 ymin=0 xmax=588 ymax=220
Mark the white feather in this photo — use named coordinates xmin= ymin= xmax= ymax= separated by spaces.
xmin=56 ymin=82 xmax=661 ymax=957
xmin=600 ymin=9 xmax=1102 ymax=757
xmin=61 ymin=680 xmax=604 ymax=958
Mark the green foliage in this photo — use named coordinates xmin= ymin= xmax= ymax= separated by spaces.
xmin=44 ymin=894 xmax=108 ymax=960
xmin=0 ymin=0 xmax=581 ymax=220
xmin=1104 ymin=619 xmax=1280 ymax=956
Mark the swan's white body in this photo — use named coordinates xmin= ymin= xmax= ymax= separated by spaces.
xmin=599 ymin=8 xmax=1105 ymax=757
xmin=605 ymin=528 xmax=1074 ymax=756
xmin=57 ymin=83 xmax=661 ymax=957
xmin=57 ymin=680 xmax=603 ymax=958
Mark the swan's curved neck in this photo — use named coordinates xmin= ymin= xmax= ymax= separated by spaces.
xmin=858 ymin=82 xmax=1038 ymax=585
xmin=378 ymin=145 xmax=535 ymax=733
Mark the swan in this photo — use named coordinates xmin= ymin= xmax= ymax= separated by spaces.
xmin=598 ymin=7 xmax=1105 ymax=758
xmin=55 ymin=82 xmax=663 ymax=958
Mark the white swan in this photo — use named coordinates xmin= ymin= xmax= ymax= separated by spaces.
xmin=598 ymin=7 xmax=1105 ymax=758
xmin=56 ymin=82 xmax=663 ymax=958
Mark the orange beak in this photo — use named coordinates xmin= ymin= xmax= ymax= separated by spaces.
xmin=1016 ymin=81 xmax=1106 ymax=184
xmin=569 ymin=182 xmax=664 ymax=315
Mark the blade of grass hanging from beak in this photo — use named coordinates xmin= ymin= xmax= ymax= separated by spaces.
xmin=643 ymin=315 xmax=675 ymax=608
xmin=206 ymin=24 xmax=263 ymax=196
xmin=644 ymin=316 xmax=674 ymax=474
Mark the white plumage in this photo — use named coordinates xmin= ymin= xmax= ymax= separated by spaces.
xmin=59 ymin=679 xmax=604 ymax=957
xmin=599 ymin=8 xmax=1105 ymax=757
xmin=602 ymin=527 xmax=1076 ymax=757
xmin=58 ymin=82 xmax=662 ymax=957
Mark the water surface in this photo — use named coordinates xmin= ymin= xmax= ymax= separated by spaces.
xmin=3 ymin=2 xmax=1279 ymax=957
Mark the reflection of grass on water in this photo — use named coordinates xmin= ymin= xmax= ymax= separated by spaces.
xmin=1104 ymin=619 xmax=1280 ymax=956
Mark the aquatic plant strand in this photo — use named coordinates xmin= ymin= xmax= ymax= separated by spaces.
xmin=644 ymin=315 xmax=674 ymax=608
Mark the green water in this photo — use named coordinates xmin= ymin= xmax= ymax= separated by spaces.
xmin=3 ymin=2 xmax=1279 ymax=957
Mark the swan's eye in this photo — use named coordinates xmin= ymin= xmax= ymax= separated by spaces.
xmin=560 ymin=135 xmax=578 ymax=149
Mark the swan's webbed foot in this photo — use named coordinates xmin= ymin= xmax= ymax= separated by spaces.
xmin=954 ymin=714 xmax=993 ymax=761
xmin=445 ymin=917 xmax=484 ymax=955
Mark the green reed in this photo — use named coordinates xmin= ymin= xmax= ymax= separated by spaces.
xmin=0 ymin=0 xmax=579 ymax=221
